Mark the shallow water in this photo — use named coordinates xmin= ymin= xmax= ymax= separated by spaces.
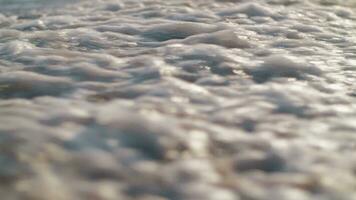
xmin=0 ymin=0 xmax=356 ymax=199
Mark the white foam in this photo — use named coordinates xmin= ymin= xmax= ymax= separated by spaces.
xmin=219 ymin=3 xmax=274 ymax=17
xmin=142 ymin=22 xmax=218 ymax=41
xmin=0 ymin=41 xmax=35 ymax=57
xmin=183 ymin=30 xmax=252 ymax=49
xmin=0 ymin=0 xmax=356 ymax=199
xmin=245 ymin=55 xmax=322 ymax=83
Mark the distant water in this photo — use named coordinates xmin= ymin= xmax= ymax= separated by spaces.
xmin=0 ymin=0 xmax=78 ymax=13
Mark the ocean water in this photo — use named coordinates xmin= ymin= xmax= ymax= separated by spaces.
xmin=0 ymin=0 xmax=356 ymax=199
xmin=0 ymin=0 xmax=80 ymax=13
